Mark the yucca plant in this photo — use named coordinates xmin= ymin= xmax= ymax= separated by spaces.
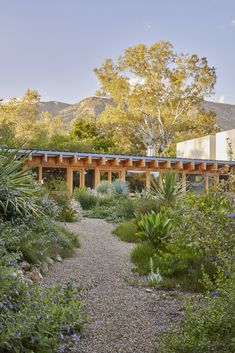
xmin=137 ymin=211 xmax=173 ymax=250
xmin=150 ymin=170 xmax=185 ymax=207
xmin=0 ymin=148 xmax=42 ymax=219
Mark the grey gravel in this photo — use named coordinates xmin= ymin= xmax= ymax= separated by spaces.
xmin=44 ymin=218 xmax=186 ymax=353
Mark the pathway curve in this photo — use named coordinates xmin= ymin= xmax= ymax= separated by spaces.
xmin=44 ymin=218 xmax=184 ymax=353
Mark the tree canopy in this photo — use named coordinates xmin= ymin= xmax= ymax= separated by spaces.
xmin=94 ymin=41 xmax=218 ymax=155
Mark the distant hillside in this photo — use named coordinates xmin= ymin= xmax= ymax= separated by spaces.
xmin=202 ymin=101 xmax=235 ymax=131
xmin=39 ymin=96 xmax=235 ymax=131
xmin=39 ymin=101 xmax=70 ymax=116
xmin=59 ymin=96 xmax=115 ymax=126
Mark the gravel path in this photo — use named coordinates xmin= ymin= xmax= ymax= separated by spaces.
xmin=44 ymin=218 xmax=185 ymax=353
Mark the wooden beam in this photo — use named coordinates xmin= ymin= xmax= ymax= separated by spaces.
xmin=110 ymin=158 xmax=120 ymax=167
xmin=206 ymin=163 xmax=217 ymax=172
xmin=123 ymin=158 xmax=133 ymax=167
xmin=136 ymin=159 xmax=146 ymax=168
xmin=98 ymin=157 xmax=107 ymax=166
xmin=43 ymin=153 xmax=48 ymax=163
xmin=183 ymin=162 xmax=195 ymax=171
xmin=146 ymin=170 xmax=150 ymax=189
xmin=67 ymin=167 xmax=73 ymax=195
xmin=55 ymin=154 xmax=63 ymax=164
xmin=120 ymin=169 xmax=126 ymax=182
xmin=158 ymin=160 xmax=171 ymax=169
xmin=195 ymin=162 xmax=206 ymax=172
xmin=39 ymin=166 xmax=43 ymax=184
xmin=94 ymin=168 xmax=100 ymax=188
xmin=149 ymin=160 xmax=158 ymax=169
xmin=204 ymin=174 xmax=209 ymax=193
xmin=108 ymin=171 xmax=112 ymax=184
xmin=80 ymin=169 xmax=85 ymax=187
xmin=171 ymin=161 xmax=183 ymax=170
xmin=182 ymin=172 xmax=187 ymax=194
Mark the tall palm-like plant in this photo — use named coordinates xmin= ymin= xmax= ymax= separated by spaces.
xmin=0 ymin=148 xmax=42 ymax=219
xmin=150 ymin=170 xmax=185 ymax=207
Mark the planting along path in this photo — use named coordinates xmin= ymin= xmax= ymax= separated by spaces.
xmin=44 ymin=218 xmax=184 ymax=353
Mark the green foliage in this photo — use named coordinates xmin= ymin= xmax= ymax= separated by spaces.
xmin=49 ymin=191 xmax=78 ymax=223
xmin=73 ymin=187 xmax=98 ymax=210
xmin=96 ymin=181 xmax=112 ymax=195
xmin=70 ymin=119 xmax=98 ymax=139
xmin=131 ymin=243 xmax=155 ymax=274
xmin=0 ymin=264 xmax=85 ymax=353
xmin=0 ymin=218 xmax=79 ymax=265
xmin=137 ymin=211 xmax=173 ymax=250
xmin=150 ymin=171 xmax=184 ymax=207
xmin=95 ymin=41 xmax=217 ymax=155
xmin=0 ymin=148 xmax=42 ymax=220
xmin=112 ymin=180 xmax=129 ymax=196
xmin=158 ymin=268 xmax=235 ymax=353
xmin=113 ymin=220 xmax=139 ymax=243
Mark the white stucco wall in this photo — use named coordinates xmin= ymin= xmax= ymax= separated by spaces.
xmin=176 ymin=135 xmax=216 ymax=160
xmin=216 ymin=129 xmax=235 ymax=161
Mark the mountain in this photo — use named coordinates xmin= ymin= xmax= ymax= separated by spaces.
xmin=202 ymin=101 xmax=235 ymax=131
xmin=59 ymin=96 xmax=115 ymax=125
xmin=39 ymin=96 xmax=235 ymax=131
xmin=39 ymin=101 xmax=70 ymax=116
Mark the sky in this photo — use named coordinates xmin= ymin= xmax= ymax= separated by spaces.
xmin=0 ymin=0 xmax=235 ymax=104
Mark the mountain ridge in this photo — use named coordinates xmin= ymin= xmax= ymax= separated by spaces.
xmin=40 ymin=97 xmax=235 ymax=131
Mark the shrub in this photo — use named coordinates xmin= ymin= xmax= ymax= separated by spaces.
xmin=0 ymin=218 xmax=79 ymax=265
xmin=111 ymin=180 xmax=129 ymax=196
xmin=0 ymin=148 xmax=42 ymax=220
xmin=150 ymin=170 xmax=184 ymax=207
xmin=0 ymin=264 xmax=85 ymax=353
xmin=134 ymin=196 xmax=159 ymax=217
xmin=137 ymin=211 xmax=173 ymax=250
xmin=113 ymin=220 xmax=139 ymax=242
xmin=58 ymin=207 xmax=78 ymax=222
xmin=158 ymin=268 xmax=235 ymax=353
xmin=96 ymin=181 xmax=111 ymax=195
xmin=85 ymin=204 xmax=124 ymax=223
xmin=73 ymin=187 xmax=97 ymax=210
xmin=131 ymin=242 xmax=155 ymax=274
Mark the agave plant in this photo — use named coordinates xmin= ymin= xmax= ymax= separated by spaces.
xmin=137 ymin=211 xmax=173 ymax=250
xmin=150 ymin=170 xmax=185 ymax=206
xmin=0 ymin=148 xmax=42 ymax=219
xmin=111 ymin=180 xmax=129 ymax=196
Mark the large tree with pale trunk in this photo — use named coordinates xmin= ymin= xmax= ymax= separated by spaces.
xmin=94 ymin=41 xmax=218 ymax=156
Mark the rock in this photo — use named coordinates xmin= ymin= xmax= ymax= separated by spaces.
xmin=20 ymin=261 xmax=31 ymax=271
xmin=41 ymin=263 xmax=49 ymax=274
xmin=55 ymin=255 xmax=63 ymax=262
xmin=145 ymin=289 xmax=153 ymax=293
xmin=28 ymin=271 xmax=43 ymax=282
xmin=45 ymin=257 xmax=54 ymax=266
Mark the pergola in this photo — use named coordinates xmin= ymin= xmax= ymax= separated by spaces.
xmin=21 ymin=149 xmax=235 ymax=194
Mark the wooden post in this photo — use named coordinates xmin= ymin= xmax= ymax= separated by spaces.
xmin=158 ymin=172 xmax=163 ymax=188
xmin=120 ymin=169 xmax=126 ymax=182
xmin=108 ymin=171 xmax=112 ymax=184
xmin=80 ymin=169 xmax=85 ymax=187
xmin=204 ymin=174 xmax=209 ymax=193
xmin=67 ymin=167 xmax=73 ymax=195
xmin=214 ymin=174 xmax=219 ymax=185
xmin=182 ymin=172 xmax=187 ymax=194
xmin=38 ymin=166 xmax=43 ymax=184
xmin=146 ymin=170 xmax=150 ymax=190
xmin=94 ymin=168 xmax=100 ymax=188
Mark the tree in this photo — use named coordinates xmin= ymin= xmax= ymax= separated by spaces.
xmin=94 ymin=41 xmax=217 ymax=155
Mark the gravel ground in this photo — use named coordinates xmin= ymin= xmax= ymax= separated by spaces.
xmin=44 ymin=218 xmax=186 ymax=353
